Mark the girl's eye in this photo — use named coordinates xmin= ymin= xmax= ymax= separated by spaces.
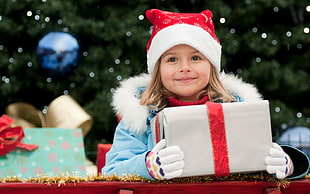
xmin=192 ymin=56 xmax=201 ymax=61
xmin=168 ymin=57 xmax=177 ymax=62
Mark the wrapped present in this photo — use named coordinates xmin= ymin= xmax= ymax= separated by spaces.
xmin=0 ymin=128 xmax=86 ymax=178
xmin=151 ymin=100 xmax=273 ymax=178
xmin=4 ymin=95 xmax=96 ymax=176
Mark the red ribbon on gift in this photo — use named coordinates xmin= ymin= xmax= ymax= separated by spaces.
xmin=0 ymin=115 xmax=38 ymax=157
xmin=154 ymin=114 xmax=161 ymax=144
xmin=206 ymin=102 xmax=230 ymax=177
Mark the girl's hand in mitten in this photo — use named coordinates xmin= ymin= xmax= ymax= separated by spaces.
xmin=146 ymin=139 xmax=184 ymax=180
xmin=265 ymin=143 xmax=294 ymax=179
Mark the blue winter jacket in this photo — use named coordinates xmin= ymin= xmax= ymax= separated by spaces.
xmin=101 ymin=119 xmax=155 ymax=179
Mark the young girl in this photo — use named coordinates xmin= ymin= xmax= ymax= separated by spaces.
xmin=101 ymin=9 xmax=309 ymax=180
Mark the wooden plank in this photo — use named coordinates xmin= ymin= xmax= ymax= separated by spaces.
xmin=0 ymin=179 xmax=309 ymax=194
xmin=281 ymin=179 xmax=310 ymax=194
xmin=0 ymin=181 xmax=277 ymax=194
xmin=117 ymin=189 xmax=134 ymax=194
xmin=264 ymin=187 xmax=282 ymax=194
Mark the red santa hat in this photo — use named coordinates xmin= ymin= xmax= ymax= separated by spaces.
xmin=146 ymin=9 xmax=222 ymax=74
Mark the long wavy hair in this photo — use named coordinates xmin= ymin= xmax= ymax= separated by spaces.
xmin=140 ymin=60 xmax=236 ymax=111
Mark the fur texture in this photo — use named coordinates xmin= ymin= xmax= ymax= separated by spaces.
xmin=112 ymin=73 xmax=262 ymax=134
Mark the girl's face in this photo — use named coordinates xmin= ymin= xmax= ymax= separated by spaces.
xmin=160 ymin=44 xmax=212 ymax=102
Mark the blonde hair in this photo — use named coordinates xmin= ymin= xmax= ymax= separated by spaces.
xmin=140 ymin=61 xmax=236 ymax=110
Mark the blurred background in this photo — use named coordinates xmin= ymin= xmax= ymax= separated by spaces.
xmin=0 ymin=0 xmax=309 ymax=161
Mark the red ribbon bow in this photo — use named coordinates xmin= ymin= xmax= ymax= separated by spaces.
xmin=0 ymin=115 xmax=38 ymax=157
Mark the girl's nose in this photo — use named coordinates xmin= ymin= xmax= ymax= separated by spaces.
xmin=179 ymin=60 xmax=192 ymax=72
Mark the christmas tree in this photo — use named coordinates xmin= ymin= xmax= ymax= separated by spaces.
xmin=0 ymin=0 xmax=309 ymax=161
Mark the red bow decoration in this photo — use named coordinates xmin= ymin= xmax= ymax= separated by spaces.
xmin=0 ymin=115 xmax=38 ymax=157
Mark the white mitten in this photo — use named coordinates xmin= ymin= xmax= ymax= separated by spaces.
xmin=146 ymin=139 xmax=184 ymax=180
xmin=265 ymin=143 xmax=294 ymax=179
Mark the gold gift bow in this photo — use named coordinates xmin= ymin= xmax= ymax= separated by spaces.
xmin=5 ymin=95 xmax=93 ymax=137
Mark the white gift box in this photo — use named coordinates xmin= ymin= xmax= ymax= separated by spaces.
xmin=151 ymin=100 xmax=273 ymax=178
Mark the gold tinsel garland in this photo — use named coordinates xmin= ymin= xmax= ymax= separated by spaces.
xmin=0 ymin=172 xmax=296 ymax=188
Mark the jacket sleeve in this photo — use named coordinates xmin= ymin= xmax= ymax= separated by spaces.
xmin=281 ymin=145 xmax=310 ymax=179
xmin=101 ymin=120 xmax=154 ymax=180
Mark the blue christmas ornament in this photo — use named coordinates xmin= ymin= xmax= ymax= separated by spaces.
xmin=36 ymin=31 xmax=80 ymax=77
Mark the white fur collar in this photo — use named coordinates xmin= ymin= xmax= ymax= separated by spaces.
xmin=112 ymin=73 xmax=262 ymax=134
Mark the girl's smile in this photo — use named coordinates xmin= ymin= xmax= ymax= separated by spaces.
xmin=175 ymin=76 xmax=197 ymax=83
